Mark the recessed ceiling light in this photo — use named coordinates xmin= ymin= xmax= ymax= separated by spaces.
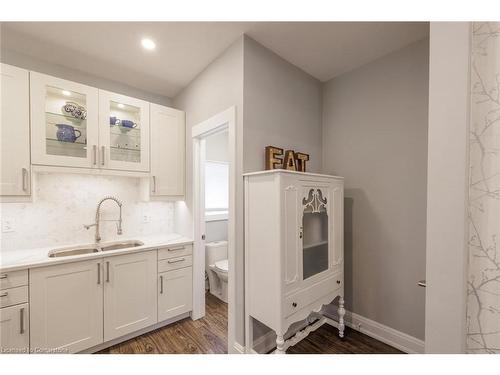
xmin=62 ymin=90 xmax=71 ymax=96
xmin=141 ymin=38 xmax=156 ymax=51
xmin=117 ymin=103 xmax=125 ymax=109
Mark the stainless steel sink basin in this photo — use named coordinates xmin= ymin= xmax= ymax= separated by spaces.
xmin=100 ymin=240 xmax=144 ymax=251
xmin=48 ymin=245 xmax=100 ymax=258
xmin=48 ymin=240 xmax=144 ymax=258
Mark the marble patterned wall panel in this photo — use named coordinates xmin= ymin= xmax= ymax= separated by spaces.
xmin=467 ymin=22 xmax=500 ymax=353
xmin=0 ymin=173 xmax=174 ymax=251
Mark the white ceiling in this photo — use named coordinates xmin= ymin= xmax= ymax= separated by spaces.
xmin=1 ymin=22 xmax=428 ymax=98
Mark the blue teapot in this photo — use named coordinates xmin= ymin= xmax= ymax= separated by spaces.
xmin=56 ymin=124 xmax=81 ymax=143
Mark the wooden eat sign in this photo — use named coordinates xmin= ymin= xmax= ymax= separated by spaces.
xmin=265 ymin=146 xmax=310 ymax=172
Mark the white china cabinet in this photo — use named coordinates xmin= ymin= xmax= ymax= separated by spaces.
xmin=98 ymin=90 xmax=150 ymax=172
xmin=0 ymin=64 xmax=31 ymax=196
xmin=30 ymin=72 xmax=99 ymax=169
xmin=150 ymin=104 xmax=185 ymax=196
xmin=244 ymin=170 xmax=345 ymax=353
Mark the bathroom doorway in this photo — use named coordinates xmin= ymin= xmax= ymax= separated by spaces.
xmin=192 ymin=107 xmax=239 ymax=353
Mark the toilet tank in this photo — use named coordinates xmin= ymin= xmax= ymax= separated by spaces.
xmin=205 ymin=240 xmax=228 ymax=266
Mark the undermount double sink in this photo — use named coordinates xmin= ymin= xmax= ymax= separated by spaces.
xmin=48 ymin=240 xmax=144 ymax=258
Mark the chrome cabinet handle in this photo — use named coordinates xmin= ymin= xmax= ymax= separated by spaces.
xmin=299 ymin=226 xmax=303 ymax=239
xmin=20 ymin=307 xmax=25 ymax=334
xmin=152 ymin=175 xmax=157 ymax=193
xmin=168 ymin=258 xmax=185 ymax=264
xmin=22 ymin=168 xmax=28 ymax=192
xmin=0 ymin=274 xmax=7 ymax=279
xmin=167 ymin=246 xmax=185 ymax=252
xmin=160 ymin=275 xmax=164 ymax=294
xmin=417 ymin=280 xmax=427 ymax=288
xmin=0 ymin=292 xmax=8 ymax=297
xmin=97 ymin=263 xmax=101 ymax=284
xmin=106 ymin=261 xmax=110 ymax=282
xmin=92 ymin=145 xmax=97 ymax=165
xmin=101 ymin=146 xmax=105 ymax=166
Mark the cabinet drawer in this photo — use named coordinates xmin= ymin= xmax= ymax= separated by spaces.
xmin=0 ymin=286 xmax=28 ymax=308
xmin=284 ymin=273 xmax=342 ymax=318
xmin=158 ymin=255 xmax=192 ymax=272
xmin=0 ymin=270 xmax=28 ymax=290
xmin=158 ymin=244 xmax=192 ymax=260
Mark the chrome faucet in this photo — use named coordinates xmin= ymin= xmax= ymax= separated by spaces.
xmin=84 ymin=196 xmax=123 ymax=243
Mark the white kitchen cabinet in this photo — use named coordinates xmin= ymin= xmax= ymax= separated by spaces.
xmin=0 ymin=303 xmax=29 ymax=353
xmin=103 ymin=251 xmax=157 ymax=341
xmin=30 ymin=259 xmax=104 ymax=353
xmin=30 ymin=71 xmax=99 ymax=169
xmin=150 ymin=104 xmax=185 ymax=196
xmin=0 ymin=64 xmax=31 ymax=196
xmin=244 ymin=170 xmax=344 ymax=353
xmin=158 ymin=267 xmax=192 ymax=321
xmin=99 ymin=90 xmax=150 ymax=172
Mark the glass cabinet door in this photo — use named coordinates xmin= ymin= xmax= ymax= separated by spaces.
xmin=301 ymin=187 xmax=329 ymax=280
xmin=30 ymin=72 xmax=99 ymax=168
xmin=99 ymin=90 xmax=150 ymax=172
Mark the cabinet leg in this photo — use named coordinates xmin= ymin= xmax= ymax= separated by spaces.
xmin=275 ymin=335 xmax=286 ymax=354
xmin=338 ymin=296 xmax=346 ymax=338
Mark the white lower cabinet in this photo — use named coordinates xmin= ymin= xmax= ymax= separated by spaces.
xmin=0 ymin=303 xmax=29 ymax=353
xmin=158 ymin=267 xmax=192 ymax=321
xmin=30 ymin=259 xmax=103 ymax=353
xmin=103 ymin=251 xmax=157 ymax=341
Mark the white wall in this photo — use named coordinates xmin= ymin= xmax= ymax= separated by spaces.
xmin=205 ymin=130 xmax=229 ymax=243
xmin=425 ymin=23 xmax=470 ymax=353
xmin=243 ymin=37 xmax=323 ymax=173
xmin=0 ymin=173 xmax=174 ymax=251
xmin=322 ymin=39 xmax=429 ymax=341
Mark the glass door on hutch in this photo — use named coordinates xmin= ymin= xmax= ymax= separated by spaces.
xmin=301 ymin=187 xmax=330 ymax=280
xmin=30 ymin=72 xmax=99 ymax=168
xmin=98 ymin=91 xmax=150 ymax=172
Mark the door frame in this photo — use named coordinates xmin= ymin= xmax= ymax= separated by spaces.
xmin=192 ymin=106 xmax=239 ymax=352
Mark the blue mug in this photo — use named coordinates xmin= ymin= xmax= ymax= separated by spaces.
xmin=121 ymin=119 xmax=137 ymax=128
xmin=56 ymin=124 xmax=81 ymax=143
xmin=110 ymin=116 xmax=121 ymax=126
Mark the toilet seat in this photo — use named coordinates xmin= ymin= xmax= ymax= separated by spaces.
xmin=214 ymin=259 xmax=228 ymax=272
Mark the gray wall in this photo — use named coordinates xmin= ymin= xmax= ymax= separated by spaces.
xmin=172 ymin=36 xmax=245 ymax=348
xmin=322 ymin=39 xmax=429 ymax=340
xmin=0 ymin=48 xmax=171 ymax=106
xmin=243 ymin=37 xmax=323 ymax=173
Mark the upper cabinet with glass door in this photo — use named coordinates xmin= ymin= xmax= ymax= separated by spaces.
xmin=98 ymin=91 xmax=150 ymax=172
xmin=30 ymin=72 xmax=99 ymax=168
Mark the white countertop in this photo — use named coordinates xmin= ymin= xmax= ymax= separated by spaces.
xmin=0 ymin=234 xmax=193 ymax=273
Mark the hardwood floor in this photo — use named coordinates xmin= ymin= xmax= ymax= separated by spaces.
xmin=98 ymin=293 xmax=402 ymax=354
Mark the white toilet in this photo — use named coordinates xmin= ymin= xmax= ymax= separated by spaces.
xmin=205 ymin=241 xmax=228 ymax=303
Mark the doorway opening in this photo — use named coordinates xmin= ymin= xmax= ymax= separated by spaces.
xmin=192 ymin=107 xmax=237 ymax=353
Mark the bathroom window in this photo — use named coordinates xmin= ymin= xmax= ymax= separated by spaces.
xmin=205 ymin=160 xmax=229 ymax=221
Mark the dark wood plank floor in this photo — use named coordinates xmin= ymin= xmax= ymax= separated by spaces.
xmin=98 ymin=293 xmax=402 ymax=354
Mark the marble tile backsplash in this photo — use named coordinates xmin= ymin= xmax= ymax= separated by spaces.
xmin=0 ymin=173 xmax=174 ymax=251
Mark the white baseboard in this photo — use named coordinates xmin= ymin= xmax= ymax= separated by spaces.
xmin=250 ymin=311 xmax=424 ymax=354
xmin=232 ymin=342 xmax=245 ymax=354
xmin=325 ymin=310 xmax=424 ymax=354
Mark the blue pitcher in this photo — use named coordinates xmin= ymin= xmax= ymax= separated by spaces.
xmin=56 ymin=124 xmax=81 ymax=143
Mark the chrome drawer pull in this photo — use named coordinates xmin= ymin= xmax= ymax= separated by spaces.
xmin=0 ymin=274 xmax=7 ymax=279
xmin=160 ymin=275 xmax=164 ymax=294
xmin=106 ymin=261 xmax=110 ymax=282
xmin=97 ymin=263 xmax=101 ymax=284
xmin=152 ymin=175 xmax=157 ymax=193
xmin=92 ymin=145 xmax=97 ymax=165
xmin=167 ymin=258 xmax=185 ymax=264
xmin=101 ymin=146 xmax=106 ymax=166
xmin=20 ymin=307 xmax=25 ymax=334
xmin=167 ymin=246 xmax=185 ymax=252
xmin=0 ymin=292 xmax=8 ymax=297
